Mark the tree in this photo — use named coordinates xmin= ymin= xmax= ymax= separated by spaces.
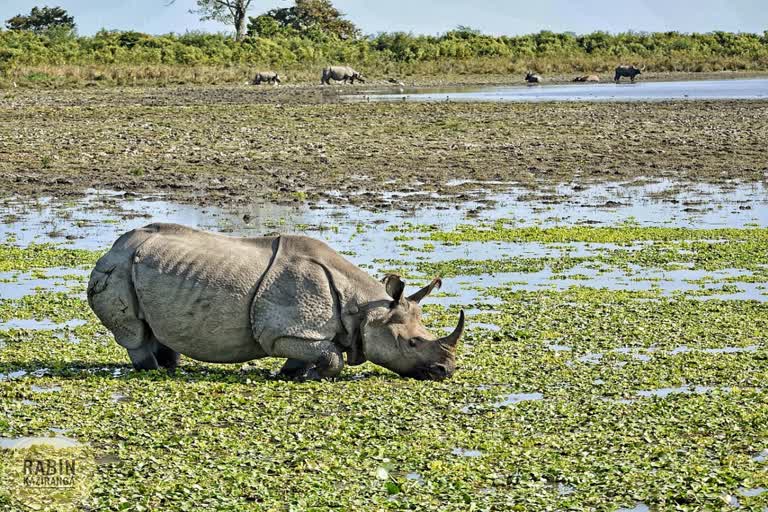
xmin=249 ymin=0 xmax=358 ymax=40
xmin=168 ymin=0 xmax=254 ymax=41
xmin=5 ymin=6 xmax=75 ymax=33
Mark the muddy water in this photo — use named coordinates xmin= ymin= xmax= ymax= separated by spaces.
xmin=352 ymin=78 xmax=768 ymax=102
xmin=0 ymin=180 xmax=766 ymax=321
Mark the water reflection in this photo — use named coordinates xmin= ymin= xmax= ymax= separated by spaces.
xmin=350 ymin=78 xmax=768 ymax=103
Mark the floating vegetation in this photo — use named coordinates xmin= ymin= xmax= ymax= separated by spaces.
xmin=0 ymin=187 xmax=766 ymax=509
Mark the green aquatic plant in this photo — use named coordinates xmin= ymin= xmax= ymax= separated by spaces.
xmin=0 ymin=243 xmax=100 ymax=272
xmin=0 ymin=228 xmax=767 ymax=510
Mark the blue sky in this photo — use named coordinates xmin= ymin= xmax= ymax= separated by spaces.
xmin=1 ymin=0 xmax=766 ymax=36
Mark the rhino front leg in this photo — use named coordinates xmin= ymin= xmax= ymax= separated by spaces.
xmin=271 ymin=338 xmax=344 ymax=379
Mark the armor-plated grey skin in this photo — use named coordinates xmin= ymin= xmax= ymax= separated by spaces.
xmin=614 ymin=65 xmax=642 ymax=82
xmin=525 ymin=72 xmax=541 ymax=84
xmin=252 ymin=71 xmax=281 ymax=85
xmin=573 ymin=75 xmax=600 ymax=82
xmin=87 ymin=224 xmax=464 ymax=381
xmin=321 ymin=66 xmax=365 ymax=85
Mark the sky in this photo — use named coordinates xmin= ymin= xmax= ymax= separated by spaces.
xmin=1 ymin=0 xmax=766 ymax=36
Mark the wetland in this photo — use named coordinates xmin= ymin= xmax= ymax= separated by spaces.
xmin=0 ymin=85 xmax=767 ymax=510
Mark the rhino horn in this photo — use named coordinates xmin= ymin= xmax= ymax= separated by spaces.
xmin=407 ymin=276 xmax=442 ymax=303
xmin=438 ymin=310 xmax=465 ymax=349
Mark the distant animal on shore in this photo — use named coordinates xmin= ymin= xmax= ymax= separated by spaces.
xmin=387 ymin=77 xmax=405 ymax=87
xmin=321 ymin=66 xmax=365 ymax=85
xmin=252 ymin=71 xmax=281 ymax=85
xmin=614 ymin=65 xmax=642 ymax=82
xmin=573 ymin=75 xmax=600 ymax=82
xmin=525 ymin=72 xmax=541 ymax=84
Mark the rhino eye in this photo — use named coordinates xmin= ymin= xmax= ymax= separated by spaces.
xmin=408 ymin=337 xmax=425 ymax=347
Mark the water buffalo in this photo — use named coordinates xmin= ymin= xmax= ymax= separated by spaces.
xmin=614 ymin=65 xmax=642 ymax=82
xmin=88 ymin=224 xmax=464 ymax=381
xmin=573 ymin=75 xmax=600 ymax=82
xmin=252 ymin=71 xmax=281 ymax=85
xmin=322 ymin=66 xmax=365 ymax=85
xmin=525 ymin=72 xmax=541 ymax=84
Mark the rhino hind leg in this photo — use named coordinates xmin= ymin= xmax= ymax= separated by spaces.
xmin=126 ymin=343 xmax=159 ymax=370
xmin=153 ymin=338 xmax=180 ymax=370
xmin=123 ymin=333 xmax=179 ymax=371
xmin=88 ymin=257 xmax=177 ymax=372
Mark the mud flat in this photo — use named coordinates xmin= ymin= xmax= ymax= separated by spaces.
xmin=0 ymin=86 xmax=766 ymax=210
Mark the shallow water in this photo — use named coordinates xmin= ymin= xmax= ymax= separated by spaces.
xmin=452 ymin=448 xmax=483 ymax=457
xmin=493 ymin=392 xmax=544 ymax=407
xmin=635 ymin=385 xmax=736 ymax=398
xmin=0 ymin=435 xmax=81 ymax=449
xmin=0 ymin=319 xmax=87 ymax=331
xmin=353 ymin=78 xmax=768 ymax=103
xmin=0 ymin=179 xmax=766 ymax=313
xmin=3 ymin=132 xmax=768 ymax=328
xmin=0 ymin=267 xmax=89 ymax=300
xmin=616 ymin=503 xmax=650 ymax=512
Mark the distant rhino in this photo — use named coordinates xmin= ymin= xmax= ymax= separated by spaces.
xmin=88 ymin=224 xmax=464 ymax=381
xmin=573 ymin=75 xmax=600 ymax=82
xmin=322 ymin=66 xmax=365 ymax=85
xmin=614 ymin=65 xmax=642 ymax=82
xmin=252 ymin=71 xmax=281 ymax=85
xmin=525 ymin=72 xmax=541 ymax=84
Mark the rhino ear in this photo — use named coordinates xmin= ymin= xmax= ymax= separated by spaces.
xmin=382 ymin=274 xmax=406 ymax=304
xmin=408 ymin=276 xmax=442 ymax=304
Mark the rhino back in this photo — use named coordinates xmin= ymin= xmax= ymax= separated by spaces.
xmin=132 ymin=225 xmax=276 ymax=362
xmin=329 ymin=66 xmax=352 ymax=79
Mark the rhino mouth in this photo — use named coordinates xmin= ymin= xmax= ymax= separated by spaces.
xmin=401 ymin=363 xmax=453 ymax=381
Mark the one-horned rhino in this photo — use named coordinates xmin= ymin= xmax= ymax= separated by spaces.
xmin=87 ymin=223 xmax=464 ymax=381
xmin=252 ymin=71 xmax=281 ymax=85
xmin=321 ymin=65 xmax=365 ymax=85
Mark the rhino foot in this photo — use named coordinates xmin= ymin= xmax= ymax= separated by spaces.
xmin=154 ymin=341 xmax=179 ymax=371
xmin=278 ymin=358 xmax=316 ymax=379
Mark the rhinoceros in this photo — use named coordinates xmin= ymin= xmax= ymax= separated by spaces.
xmin=525 ymin=72 xmax=541 ymax=84
xmin=87 ymin=223 xmax=464 ymax=381
xmin=252 ymin=71 xmax=281 ymax=85
xmin=614 ymin=65 xmax=642 ymax=82
xmin=573 ymin=75 xmax=600 ymax=82
xmin=321 ymin=66 xmax=365 ymax=85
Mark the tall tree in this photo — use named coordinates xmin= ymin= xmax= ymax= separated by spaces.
xmin=249 ymin=0 xmax=358 ymax=40
xmin=168 ymin=0 xmax=254 ymax=41
xmin=5 ymin=6 xmax=75 ymax=33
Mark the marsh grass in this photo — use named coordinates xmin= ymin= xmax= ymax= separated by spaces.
xmin=3 ymin=53 xmax=767 ymax=89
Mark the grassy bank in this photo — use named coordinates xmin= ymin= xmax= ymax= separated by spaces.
xmin=2 ymin=28 xmax=768 ymax=88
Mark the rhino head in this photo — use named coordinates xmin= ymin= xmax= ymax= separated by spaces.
xmin=360 ymin=275 xmax=464 ymax=381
